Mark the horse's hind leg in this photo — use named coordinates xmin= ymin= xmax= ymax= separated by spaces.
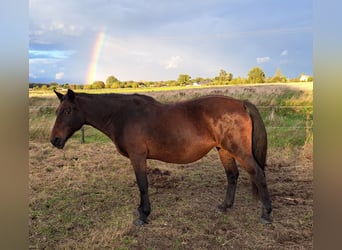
xmin=254 ymin=165 xmax=272 ymax=224
xmin=241 ymin=156 xmax=272 ymax=224
xmin=217 ymin=149 xmax=239 ymax=212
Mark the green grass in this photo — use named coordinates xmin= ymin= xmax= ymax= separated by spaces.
xmin=72 ymin=126 xmax=111 ymax=144
xmin=242 ymin=87 xmax=313 ymax=148
xmin=261 ymin=106 xmax=312 ymax=148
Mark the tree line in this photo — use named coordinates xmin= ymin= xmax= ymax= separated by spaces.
xmin=29 ymin=67 xmax=313 ymax=90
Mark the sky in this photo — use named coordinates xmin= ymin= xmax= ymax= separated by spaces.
xmin=29 ymin=0 xmax=312 ymax=84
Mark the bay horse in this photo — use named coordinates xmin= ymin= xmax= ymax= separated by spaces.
xmin=50 ymin=89 xmax=272 ymax=225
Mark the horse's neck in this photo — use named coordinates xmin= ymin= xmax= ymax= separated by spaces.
xmin=78 ymin=95 xmax=119 ymax=138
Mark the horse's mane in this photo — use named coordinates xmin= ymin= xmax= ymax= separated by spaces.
xmin=74 ymin=92 xmax=159 ymax=105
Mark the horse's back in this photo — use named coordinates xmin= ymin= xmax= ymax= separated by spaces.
xmin=122 ymin=95 xmax=252 ymax=163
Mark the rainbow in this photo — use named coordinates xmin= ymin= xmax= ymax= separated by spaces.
xmin=85 ymin=31 xmax=105 ymax=85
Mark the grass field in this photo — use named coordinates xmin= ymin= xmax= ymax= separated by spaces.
xmin=29 ymin=83 xmax=313 ymax=249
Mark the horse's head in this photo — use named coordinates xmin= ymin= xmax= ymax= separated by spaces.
xmin=50 ymin=89 xmax=85 ymax=149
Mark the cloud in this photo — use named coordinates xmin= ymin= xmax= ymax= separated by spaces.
xmin=280 ymin=50 xmax=288 ymax=56
xmin=55 ymin=72 xmax=64 ymax=80
xmin=165 ymin=55 xmax=182 ymax=69
xmin=29 ymin=50 xmax=75 ymax=59
xmin=29 ymin=73 xmax=37 ymax=79
xmin=256 ymin=56 xmax=271 ymax=64
xmin=29 ymin=58 xmax=61 ymax=65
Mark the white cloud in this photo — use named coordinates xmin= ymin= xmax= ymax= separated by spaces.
xmin=256 ymin=56 xmax=271 ymax=64
xmin=165 ymin=55 xmax=182 ymax=69
xmin=55 ymin=72 xmax=64 ymax=80
xmin=29 ymin=73 xmax=37 ymax=79
xmin=29 ymin=58 xmax=61 ymax=65
xmin=280 ymin=50 xmax=288 ymax=56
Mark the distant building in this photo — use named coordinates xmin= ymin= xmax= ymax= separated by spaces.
xmin=299 ymin=74 xmax=310 ymax=82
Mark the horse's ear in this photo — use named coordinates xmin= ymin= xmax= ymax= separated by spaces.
xmin=54 ymin=90 xmax=64 ymax=101
xmin=67 ymin=89 xmax=75 ymax=101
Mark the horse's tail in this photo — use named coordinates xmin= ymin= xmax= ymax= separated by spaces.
xmin=243 ymin=100 xmax=267 ymax=198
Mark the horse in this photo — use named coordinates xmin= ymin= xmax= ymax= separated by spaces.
xmin=50 ymin=89 xmax=272 ymax=225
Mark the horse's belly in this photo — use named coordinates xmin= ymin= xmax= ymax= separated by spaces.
xmin=147 ymin=139 xmax=216 ymax=164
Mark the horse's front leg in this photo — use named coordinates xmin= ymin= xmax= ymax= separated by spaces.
xmin=131 ymin=156 xmax=150 ymax=225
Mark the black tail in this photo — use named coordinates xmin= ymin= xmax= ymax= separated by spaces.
xmin=243 ymin=100 xmax=267 ymax=198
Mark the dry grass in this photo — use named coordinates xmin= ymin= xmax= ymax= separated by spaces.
xmin=29 ymin=84 xmax=313 ymax=249
xmin=29 ymin=141 xmax=313 ymax=249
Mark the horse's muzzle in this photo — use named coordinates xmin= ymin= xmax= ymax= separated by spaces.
xmin=51 ymin=137 xmax=66 ymax=149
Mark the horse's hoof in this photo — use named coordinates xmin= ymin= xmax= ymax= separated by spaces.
xmin=260 ymin=217 xmax=272 ymax=224
xmin=215 ymin=208 xmax=225 ymax=214
xmin=134 ymin=219 xmax=147 ymax=226
xmin=215 ymin=205 xmax=228 ymax=213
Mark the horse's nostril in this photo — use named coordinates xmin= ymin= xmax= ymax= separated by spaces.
xmin=51 ymin=137 xmax=64 ymax=149
xmin=51 ymin=137 xmax=58 ymax=145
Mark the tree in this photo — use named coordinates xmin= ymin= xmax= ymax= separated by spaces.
xmin=92 ymin=81 xmax=105 ymax=89
xmin=145 ymin=81 xmax=154 ymax=88
xmin=193 ymin=77 xmax=203 ymax=84
xmin=48 ymin=82 xmax=59 ymax=90
xmin=84 ymin=84 xmax=92 ymax=89
xmin=106 ymin=75 xmax=119 ymax=88
xmin=215 ymin=69 xmax=233 ymax=85
xmin=248 ymin=67 xmax=266 ymax=83
xmin=271 ymin=68 xmax=287 ymax=83
xmin=110 ymin=81 xmax=121 ymax=89
xmin=177 ymin=74 xmax=191 ymax=85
